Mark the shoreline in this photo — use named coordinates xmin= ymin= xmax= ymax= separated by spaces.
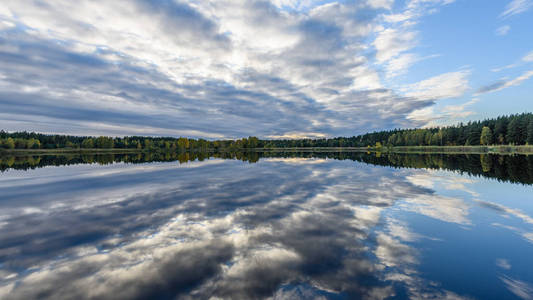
xmin=374 ymin=145 xmax=533 ymax=155
xmin=1 ymin=145 xmax=532 ymax=155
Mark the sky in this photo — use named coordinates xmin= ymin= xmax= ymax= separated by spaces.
xmin=0 ymin=0 xmax=532 ymax=139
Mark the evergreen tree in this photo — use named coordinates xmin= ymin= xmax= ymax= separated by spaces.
xmin=527 ymin=120 xmax=533 ymax=145
xmin=507 ymin=118 xmax=520 ymax=144
xmin=517 ymin=115 xmax=528 ymax=145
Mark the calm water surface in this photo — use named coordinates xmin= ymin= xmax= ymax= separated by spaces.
xmin=0 ymin=152 xmax=532 ymax=299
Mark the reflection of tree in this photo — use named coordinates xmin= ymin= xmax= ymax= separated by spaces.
xmin=1 ymin=151 xmax=533 ymax=185
xmin=480 ymin=154 xmax=492 ymax=173
xmin=348 ymin=152 xmax=533 ymax=185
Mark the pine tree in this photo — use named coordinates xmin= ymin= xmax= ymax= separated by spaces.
xmin=527 ymin=120 xmax=533 ymax=145
xmin=507 ymin=118 xmax=519 ymax=144
xmin=517 ymin=115 xmax=528 ymax=145
xmin=494 ymin=118 xmax=508 ymax=144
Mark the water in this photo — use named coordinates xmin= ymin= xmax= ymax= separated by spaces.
xmin=0 ymin=152 xmax=532 ymax=299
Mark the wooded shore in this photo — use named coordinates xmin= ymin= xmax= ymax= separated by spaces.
xmin=2 ymin=145 xmax=533 ymax=155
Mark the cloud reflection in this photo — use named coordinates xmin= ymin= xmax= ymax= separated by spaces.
xmin=0 ymin=157 xmax=531 ymax=299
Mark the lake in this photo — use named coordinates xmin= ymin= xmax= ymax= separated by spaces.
xmin=0 ymin=152 xmax=532 ymax=299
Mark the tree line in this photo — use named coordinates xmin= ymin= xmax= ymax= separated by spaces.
xmin=265 ymin=113 xmax=533 ymax=148
xmin=352 ymin=113 xmax=533 ymax=148
xmin=1 ymin=113 xmax=532 ymax=150
xmin=0 ymin=131 xmax=262 ymax=151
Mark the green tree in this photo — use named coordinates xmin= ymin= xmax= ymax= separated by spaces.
xmin=27 ymin=138 xmax=41 ymax=149
xmin=430 ymin=133 xmax=440 ymax=146
xmin=144 ymin=139 xmax=152 ymax=149
xmin=81 ymin=138 xmax=94 ymax=148
xmin=177 ymin=138 xmax=189 ymax=150
xmin=516 ymin=116 xmax=528 ymax=145
xmin=5 ymin=137 xmax=15 ymax=149
xmin=248 ymin=136 xmax=259 ymax=148
xmin=507 ymin=118 xmax=520 ymax=144
xmin=26 ymin=138 xmax=36 ymax=149
xmin=96 ymin=136 xmax=114 ymax=148
xmin=14 ymin=138 xmax=27 ymax=149
xmin=494 ymin=118 xmax=507 ymax=144
xmin=528 ymin=121 xmax=533 ymax=145
xmin=480 ymin=126 xmax=493 ymax=145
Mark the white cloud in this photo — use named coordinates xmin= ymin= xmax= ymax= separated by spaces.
xmin=366 ymin=0 xmax=395 ymax=10
xmin=501 ymin=276 xmax=533 ymax=300
xmin=0 ymin=0 xmax=401 ymax=137
xmin=373 ymin=0 xmax=457 ymax=81
xmin=0 ymin=0 xmax=499 ymax=138
xmin=491 ymin=50 xmax=533 ymax=73
xmin=404 ymin=70 xmax=471 ymax=100
xmin=501 ymin=0 xmax=533 ymax=18
xmin=491 ymin=63 xmax=518 ymax=72
xmin=385 ymin=53 xmax=418 ymax=77
xmin=375 ymin=232 xmax=417 ymax=267
xmin=435 ymin=98 xmax=479 ymax=121
xmin=496 ymin=258 xmax=512 ymax=270
xmin=374 ymin=28 xmax=417 ymax=63
xmin=385 ymin=218 xmax=420 ymax=242
xmin=408 ymin=102 xmax=476 ymax=128
xmin=408 ymin=0 xmax=456 ymax=9
xmin=496 ymin=25 xmax=511 ymax=36
xmin=407 ymin=173 xmax=436 ymax=188
xmin=270 ymin=0 xmax=323 ymax=10
xmin=477 ymin=70 xmax=533 ymax=94
xmin=0 ymin=20 xmax=15 ymax=30
xmin=523 ymin=51 xmax=533 ymax=62
xmin=477 ymin=200 xmax=533 ymax=225
xmin=402 ymin=194 xmax=471 ymax=224
xmin=265 ymin=132 xmax=327 ymax=139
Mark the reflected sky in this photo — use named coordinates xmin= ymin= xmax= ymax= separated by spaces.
xmin=1 ymin=156 xmax=533 ymax=299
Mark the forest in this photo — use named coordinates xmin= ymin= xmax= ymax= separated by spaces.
xmin=0 ymin=132 xmax=262 ymax=151
xmin=1 ymin=113 xmax=532 ymax=150
xmin=266 ymin=113 xmax=533 ymax=148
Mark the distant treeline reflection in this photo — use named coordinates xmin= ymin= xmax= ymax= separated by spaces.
xmin=0 ymin=152 xmax=257 ymax=172
xmin=1 ymin=151 xmax=532 ymax=185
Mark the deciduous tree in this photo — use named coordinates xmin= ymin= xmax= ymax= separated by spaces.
xmin=480 ymin=126 xmax=493 ymax=145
